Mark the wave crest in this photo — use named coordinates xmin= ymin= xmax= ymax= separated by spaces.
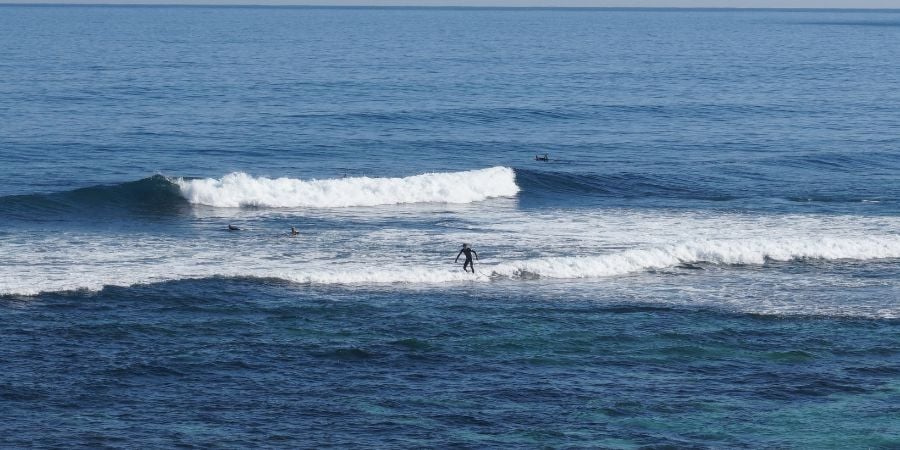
xmin=175 ymin=167 xmax=519 ymax=208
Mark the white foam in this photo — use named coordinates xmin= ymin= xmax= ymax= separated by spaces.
xmin=174 ymin=167 xmax=520 ymax=208
xmin=278 ymin=268 xmax=477 ymax=285
xmin=3 ymin=208 xmax=900 ymax=318
xmin=2 ymin=233 xmax=898 ymax=292
xmin=263 ymin=236 xmax=900 ymax=285
xmin=488 ymin=236 xmax=900 ymax=280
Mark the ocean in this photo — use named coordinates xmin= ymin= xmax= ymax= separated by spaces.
xmin=1 ymin=5 xmax=899 ymax=448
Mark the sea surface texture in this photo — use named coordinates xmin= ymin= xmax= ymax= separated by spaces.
xmin=1 ymin=6 xmax=899 ymax=448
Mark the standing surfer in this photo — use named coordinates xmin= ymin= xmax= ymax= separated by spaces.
xmin=455 ymin=243 xmax=479 ymax=273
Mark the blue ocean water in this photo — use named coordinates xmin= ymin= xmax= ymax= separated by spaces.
xmin=1 ymin=5 xmax=899 ymax=447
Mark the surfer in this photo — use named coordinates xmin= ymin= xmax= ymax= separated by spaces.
xmin=290 ymin=226 xmax=299 ymax=236
xmin=535 ymin=153 xmax=550 ymax=162
xmin=228 ymin=224 xmax=241 ymax=231
xmin=455 ymin=243 xmax=479 ymax=273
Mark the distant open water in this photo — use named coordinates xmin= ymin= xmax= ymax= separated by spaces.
xmin=1 ymin=6 xmax=899 ymax=448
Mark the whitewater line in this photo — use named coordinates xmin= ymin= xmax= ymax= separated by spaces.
xmin=174 ymin=167 xmax=520 ymax=208
xmin=3 ymin=235 xmax=899 ymax=297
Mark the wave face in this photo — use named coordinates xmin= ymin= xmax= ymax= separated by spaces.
xmin=514 ymin=168 xmax=897 ymax=208
xmin=174 ymin=167 xmax=519 ymax=208
xmin=514 ymin=169 xmax=735 ymax=201
xmin=0 ymin=175 xmax=188 ymax=221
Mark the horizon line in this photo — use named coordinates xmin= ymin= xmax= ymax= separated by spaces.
xmin=2 ymin=2 xmax=900 ymax=9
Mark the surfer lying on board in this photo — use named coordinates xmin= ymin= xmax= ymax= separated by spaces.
xmin=455 ymin=243 xmax=479 ymax=273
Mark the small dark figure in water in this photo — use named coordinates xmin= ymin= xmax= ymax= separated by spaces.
xmin=535 ymin=153 xmax=550 ymax=162
xmin=228 ymin=224 xmax=241 ymax=231
xmin=455 ymin=243 xmax=479 ymax=273
xmin=290 ymin=226 xmax=299 ymax=236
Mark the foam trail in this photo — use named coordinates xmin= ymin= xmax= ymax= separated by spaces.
xmin=282 ymin=236 xmax=900 ymax=284
xmin=488 ymin=236 xmax=900 ymax=279
xmin=175 ymin=167 xmax=519 ymax=208
xmin=278 ymin=268 xmax=478 ymax=285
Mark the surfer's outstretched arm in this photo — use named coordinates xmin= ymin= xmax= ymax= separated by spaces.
xmin=455 ymin=249 xmax=464 ymax=262
xmin=472 ymin=250 xmax=478 ymax=260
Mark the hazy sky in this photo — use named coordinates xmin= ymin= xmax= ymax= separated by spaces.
xmin=2 ymin=0 xmax=899 ymax=7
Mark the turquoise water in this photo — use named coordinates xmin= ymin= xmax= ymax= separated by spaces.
xmin=1 ymin=6 xmax=899 ymax=447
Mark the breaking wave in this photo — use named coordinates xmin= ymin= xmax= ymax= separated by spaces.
xmin=175 ymin=167 xmax=519 ymax=208
xmin=3 ymin=167 xmax=894 ymax=222
xmin=0 ymin=167 xmax=520 ymax=220
xmin=3 ymin=235 xmax=898 ymax=298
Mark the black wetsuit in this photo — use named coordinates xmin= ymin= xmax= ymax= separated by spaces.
xmin=455 ymin=247 xmax=478 ymax=273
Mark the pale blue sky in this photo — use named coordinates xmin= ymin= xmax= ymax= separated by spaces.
xmin=1 ymin=0 xmax=900 ymax=7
